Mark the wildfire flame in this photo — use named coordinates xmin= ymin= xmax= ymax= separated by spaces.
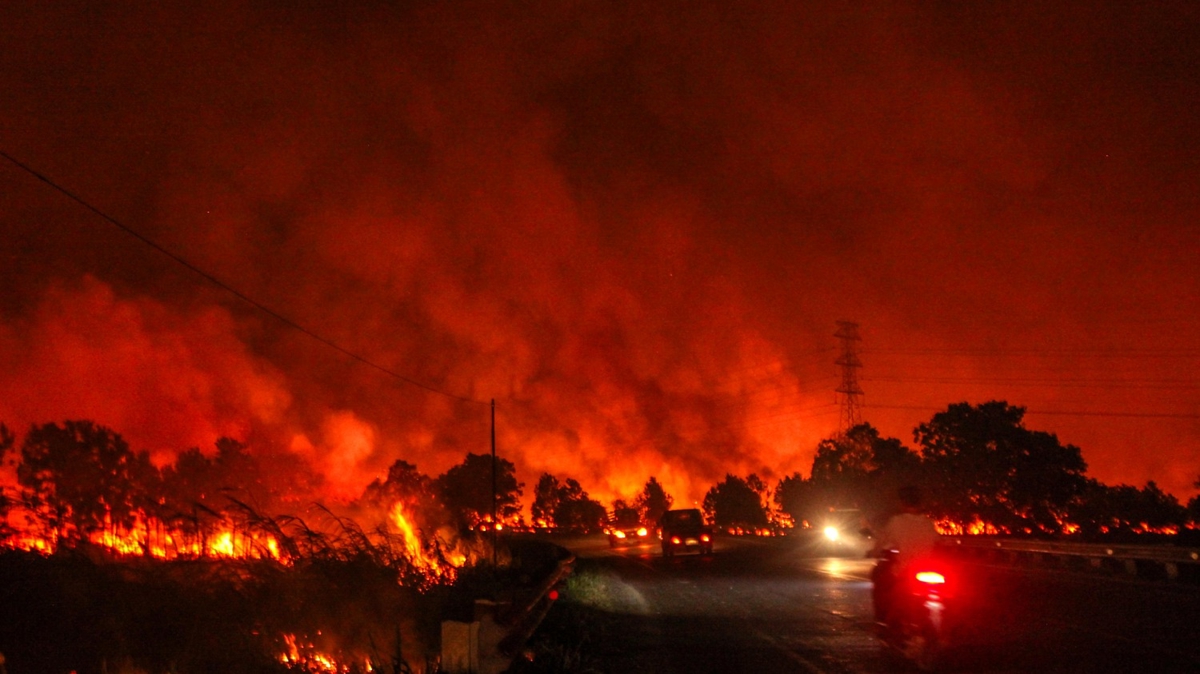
xmin=279 ymin=633 xmax=372 ymax=673
xmin=3 ymin=509 xmax=284 ymax=561
xmin=388 ymin=502 xmax=467 ymax=580
xmin=934 ymin=518 xmax=1005 ymax=536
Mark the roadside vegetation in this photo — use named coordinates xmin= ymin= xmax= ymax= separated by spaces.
xmin=1 ymin=399 xmax=1198 ymax=671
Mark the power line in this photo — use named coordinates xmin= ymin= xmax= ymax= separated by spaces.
xmin=861 ymin=376 xmax=1200 ymax=390
xmin=864 ymin=349 xmax=1200 ymax=358
xmin=1 ymin=149 xmax=483 ymax=405
xmin=862 ymin=403 xmax=1200 ymax=420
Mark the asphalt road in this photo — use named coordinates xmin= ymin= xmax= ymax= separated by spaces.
xmin=533 ymin=533 xmax=1200 ymax=673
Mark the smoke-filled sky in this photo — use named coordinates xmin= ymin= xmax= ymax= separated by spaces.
xmin=2 ymin=1 xmax=1198 ymax=507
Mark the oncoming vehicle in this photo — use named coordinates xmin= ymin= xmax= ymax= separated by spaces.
xmin=659 ymin=508 xmax=713 ymax=558
xmin=607 ymin=516 xmax=651 ymax=548
xmin=817 ymin=508 xmax=867 ymax=555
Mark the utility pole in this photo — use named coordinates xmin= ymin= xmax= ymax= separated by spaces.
xmin=835 ymin=321 xmax=864 ymax=436
xmin=491 ymin=398 xmax=497 ymax=567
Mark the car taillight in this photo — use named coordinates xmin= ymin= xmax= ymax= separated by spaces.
xmin=637 ymin=527 xmax=648 ymax=537
xmin=915 ymin=571 xmax=945 ymax=585
xmin=700 ymin=534 xmax=710 ymax=542
xmin=671 ymin=536 xmax=681 ymax=545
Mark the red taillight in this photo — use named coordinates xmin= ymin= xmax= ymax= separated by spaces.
xmin=700 ymin=534 xmax=710 ymax=542
xmin=671 ymin=536 xmax=682 ymax=545
xmin=915 ymin=571 xmax=945 ymax=585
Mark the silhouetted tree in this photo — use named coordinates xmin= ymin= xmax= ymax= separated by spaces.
xmin=703 ymin=474 xmax=768 ymax=530
xmin=634 ymin=476 xmax=674 ymax=524
xmin=610 ymin=499 xmax=640 ymax=527
xmin=810 ymin=423 xmax=920 ymax=519
xmin=212 ymin=438 xmax=278 ymax=510
xmin=528 ymin=474 xmax=605 ymax=532
xmin=1072 ymin=480 xmax=1187 ymax=537
xmin=16 ymin=420 xmax=159 ymax=542
xmin=361 ymin=459 xmax=434 ymax=508
xmin=436 ymin=453 xmax=522 ymax=528
xmin=0 ymin=423 xmax=14 ymax=532
xmin=357 ymin=459 xmax=450 ymax=538
xmin=161 ymin=447 xmax=220 ymax=514
xmin=159 ymin=446 xmax=224 ymax=552
xmin=553 ymin=478 xmax=607 ymax=533
xmin=0 ymin=423 xmax=13 ymax=461
xmin=916 ymin=401 xmax=1087 ymax=534
xmin=530 ymin=473 xmax=562 ymax=527
xmin=1190 ymin=476 xmax=1200 ymax=526
xmin=774 ymin=472 xmax=817 ymax=527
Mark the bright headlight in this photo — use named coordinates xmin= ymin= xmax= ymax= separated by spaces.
xmin=823 ymin=526 xmax=839 ymax=541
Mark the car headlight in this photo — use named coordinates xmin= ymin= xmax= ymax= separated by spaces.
xmin=823 ymin=526 xmax=839 ymax=542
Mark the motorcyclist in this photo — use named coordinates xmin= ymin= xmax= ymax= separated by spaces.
xmin=869 ymin=485 xmax=940 ymax=625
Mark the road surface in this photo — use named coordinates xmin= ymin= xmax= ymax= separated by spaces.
xmin=529 ymin=533 xmax=1200 ymax=673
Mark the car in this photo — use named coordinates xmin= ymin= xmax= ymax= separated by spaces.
xmin=607 ymin=522 xmax=652 ymax=548
xmin=815 ymin=507 xmax=868 ymax=556
xmin=659 ymin=508 xmax=714 ymax=558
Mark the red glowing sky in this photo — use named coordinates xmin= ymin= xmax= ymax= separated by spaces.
xmin=1 ymin=2 xmax=1197 ymax=506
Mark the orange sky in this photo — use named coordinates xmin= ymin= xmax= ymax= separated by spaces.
xmin=1 ymin=1 xmax=1197 ymax=507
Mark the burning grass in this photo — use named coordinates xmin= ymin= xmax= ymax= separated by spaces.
xmin=0 ymin=504 xmax=508 ymax=673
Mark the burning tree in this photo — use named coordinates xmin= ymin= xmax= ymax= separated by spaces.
xmin=15 ymin=420 xmax=159 ymax=547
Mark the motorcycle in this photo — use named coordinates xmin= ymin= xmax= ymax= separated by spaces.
xmin=872 ymin=549 xmax=953 ymax=671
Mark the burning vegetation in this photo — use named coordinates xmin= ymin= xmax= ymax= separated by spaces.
xmin=1 ymin=402 xmax=1198 ymax=671
xmin=0 ymin=420 xmax=520 ymax=672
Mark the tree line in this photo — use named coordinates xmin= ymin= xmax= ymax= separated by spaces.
xmin=0 ymin=420 xmax=525 ymax=553
xmin=2 ymin=400 xmax=1198 ymax=553
xmin=776 ymin=401 xmax=1199 ymax=538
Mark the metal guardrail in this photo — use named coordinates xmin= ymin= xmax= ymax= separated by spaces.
xmin=941 ymin=536 xmax=1200 ymax=580
xmin=498 ymin=553 xmax=576 ymax=658
xmin=441 ymin=551 xmax=575 ymax=674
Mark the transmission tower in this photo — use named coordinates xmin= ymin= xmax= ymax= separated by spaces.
xmin=834 ymin=321 xmax=864 ymax=436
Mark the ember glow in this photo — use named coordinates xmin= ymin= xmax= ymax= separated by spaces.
xmin=1 ymin=1 xmax=1198 ymax=512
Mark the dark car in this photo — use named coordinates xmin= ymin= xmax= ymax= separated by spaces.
xmin=659 ymin=508 xmax=713 ymax=558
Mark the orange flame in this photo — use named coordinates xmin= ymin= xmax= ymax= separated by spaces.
xmin=279 ymin=633 xmax=372 ymax=673
xmin=2 ymin=508 xmax=283 ymax=561
xmin=388 ymin=502 xmax=466 ymax=581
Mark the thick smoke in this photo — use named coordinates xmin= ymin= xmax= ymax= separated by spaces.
xmin=1 ymin=1 xmax=1197 ymax=504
